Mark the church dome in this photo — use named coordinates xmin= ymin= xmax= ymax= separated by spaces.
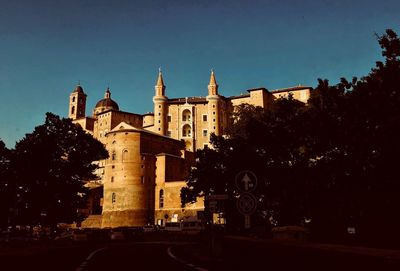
xmin=94 ymin=88 xmax=119 ymax=112
xmin=95 ymin=98 xmax=119 ymax=110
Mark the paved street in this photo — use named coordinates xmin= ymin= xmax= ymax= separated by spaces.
xmin=2 ymin=236 xmax=400 ymax=271
xmin=0 ymin=241 xmax=192 ymax=271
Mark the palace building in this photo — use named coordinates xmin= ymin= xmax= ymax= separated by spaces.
xmin=68 ymin=71 xmax=311 ymax=228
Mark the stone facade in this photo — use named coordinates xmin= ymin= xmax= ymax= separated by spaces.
xmin=71 ymin=71 xmax=311 ymax=228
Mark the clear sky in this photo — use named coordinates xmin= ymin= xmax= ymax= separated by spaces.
xmin=1 ymin=0 xmax=399 ymax=147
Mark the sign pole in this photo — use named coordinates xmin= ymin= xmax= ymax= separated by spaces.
xmin=244 ymin=215 xmax=250 ymax=229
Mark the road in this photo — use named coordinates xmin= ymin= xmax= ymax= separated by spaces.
xmin=0 ymin=241 xmax=192 ymax=271
xmin=1 ymin=236 xmax=400 ymax=271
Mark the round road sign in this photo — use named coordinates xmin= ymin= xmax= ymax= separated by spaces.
xmin=236 ymin=192 xmax=257 ymax=215
xmin=235 ymin=170 xmax=258 ymax=193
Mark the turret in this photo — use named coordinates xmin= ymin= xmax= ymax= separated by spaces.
xmin=69 ymin=83 xmax=87 ymax=120
xmin=208 ymin=70 xmax=218 ymax=96
xmin=206 ymin=70 xmax=221 ymax=136
xmin=153 ymin=69 xmax=168 ymax=135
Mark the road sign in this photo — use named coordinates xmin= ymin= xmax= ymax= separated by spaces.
xmin=205 ymin=194 xmax=229 ymax=201
xmin=236 ymin=192 xmax=257 ymax=215
xmin=209 ymin=200 xmax=218 ymax=213
xmin=235 ymin=170 xmax=258 ymax=192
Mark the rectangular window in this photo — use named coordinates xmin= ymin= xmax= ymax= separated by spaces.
xmin=202 ymin=115 xmax=208 ymax=122
xmin=167 ymin=115 xmax=171 ymax=122
xmin=203 ymin=130 xmax=208 ymax=137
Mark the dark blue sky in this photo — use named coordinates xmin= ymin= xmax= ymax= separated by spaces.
xmin=1 ymin=0 xmax=399 ymax=147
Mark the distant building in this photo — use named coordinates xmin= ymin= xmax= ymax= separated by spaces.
xmin=68 ymin=71 xmax=311 ymax=228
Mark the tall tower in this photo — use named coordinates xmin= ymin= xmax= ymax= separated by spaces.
xmin=206 ymin=70 xmax=221 ymax=136
xmin=153 ymin=69 xmax=168 ymax=135
xmin=69 ymin=83 xmax=87 ymax=120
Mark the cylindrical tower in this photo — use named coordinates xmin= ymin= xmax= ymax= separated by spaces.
xmin=153 ymin=70 xmax=168 ymax=135
xmin=102 ymin=130 xmax=154 ymax=227
xmin=206 ymin=70 xmax=221 ymax=136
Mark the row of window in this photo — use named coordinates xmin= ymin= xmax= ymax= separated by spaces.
xmin=111 ymin=188 xmax=160 ymax=206
xmin=71 ymin=97 xmax=84 ymax=104
xmin=110 ymin=149 xmax=129 ymax=161
xmin=166 ymin=114 xmax=216 ymax=123
xmin=167 ymin=129 xmax=208 ymax=137
xmin=110 ymin=175 xmax=146 ymax=184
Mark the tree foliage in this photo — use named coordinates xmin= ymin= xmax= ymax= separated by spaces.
xmin=2 ymin=113 xmax=108 ymax=227
xmin=182 ymin=29 xmax=400 ymax=242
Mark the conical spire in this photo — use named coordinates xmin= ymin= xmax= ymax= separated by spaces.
xmin=155 ymin=68 xmax=166 ymax=96
xmin=156 ymin=68 xmax=165 ymax=87
xmin=207 ymin=69 xmax=218 ymax=96
xmin=209 ymin=70 xmax=217 ymax=86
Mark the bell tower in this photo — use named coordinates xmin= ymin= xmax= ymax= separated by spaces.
xmin=153 ymin=69 xmax=168 ymax=135
xmin=69 ymin=83 xmax=87 ymax=120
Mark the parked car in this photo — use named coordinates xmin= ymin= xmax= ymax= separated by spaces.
xmin=143 ymin=225 xmax=156 ymax=233
xmin=72 ymin=229 xmax=88 ymax=242
xmin=164 ymin=222 xmax=182 ymax=232
xmin=181 ymin=220 xmax=204 ymax=234
xmin=109 ymin=229 xmax=124 ymax=241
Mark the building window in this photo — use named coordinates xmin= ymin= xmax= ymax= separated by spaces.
xmin=111 ymin=176 xmax=114 ymax=182
xmin=159 ymin=190 xmax=164 ymax=208
xmin=213 ymin=105 xmax=215 ymax=108
xmin=182 ymin=124 xmax=191 ymax=137
xmin=204 ymin=143 xmax=209 ymax=148
xmin=213 ymin=119 xmax=215 ymax=122
xmin=213 ymin=111 xmax=216 ymax=115
xmin=159 ymin=105 xmax=161 ymax=108
xmin=167 ymin=115 xmax=171 ymax=122
xmin=122 ymin=149 xmax=128 ymax=161
xmin=72 ymin=97 xmax=75 ymax=102
xmin=71 ymin=106 xmax=75 ymax=115
xmin=203 ymin=129 xmax=208 ymax=137
xmin=112 ymin=193 xmax=116 ymax=203
xmin=167 ymin=130 xmax=172 ymax=137
xmin=202 ymin=115 xmax=207 ymax=122
xmin=111 ymin=151 xmax=116 ymax=160
xmin=182 ymin=109 xmax=191 ymax=122
xmin=141 ymin=176 xmax=145 ymax=184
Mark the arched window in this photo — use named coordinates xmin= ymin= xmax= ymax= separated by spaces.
xmin=71 ymin=106 xmax=75 ymax=115
xmin=182 ymin=124 xmax=191 ymax=137
xmin=112 ymin=193 xmax=116 ymax=203
xmin=182 ymin=109 xmax=191 ymax=122
xmin=122 ymin=149 xmax=128 ymax=161
xmin=72 ymin=97 xmax=75 ymax=102
xmin=159 ymin=189 xmax=164 ymax=208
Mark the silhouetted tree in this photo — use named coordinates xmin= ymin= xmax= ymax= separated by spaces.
xmin=10 ymin=113 xmax=108 ymax=227
xmin=183 ymin=29 xmax=400 ymax=243
xmin=0 ymin=139 xmax=12 ymax=227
